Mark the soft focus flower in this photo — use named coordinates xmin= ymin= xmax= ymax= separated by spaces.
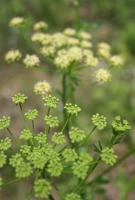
xmin=80 ymin=40 xmax=92 ymax=49
xmin=52 ymin=33 xmax=67 ymax=48
xmin=63 ymin=28 xmax=76 ymax=36
xmin=66 ymin=37 xmax=79 ymax=46
xmin=54 ymin=49 xmax=71 ymax=69
xmin=34 ymin=81 xmax=51 ymax=96
xmin=110 ymin=55 xmax=124 ymax=67
xmin=23 ymin=54 xmax=40 ymax=68
xmin=9 ymin=17 xmax=24 ymax=28
xmin=97 ymin=42 xmax=111 ymax=59
xmin=33 ymin=21 xmax=48 ymax=31
xmin=5 ymin=50 xmax=22 ymax=63
xmin=78 ymin=31 xmax=92 ymax=40
xmin=95 ymin=69 xmax=111 ymax=83
xmin=31 ymin=32 xmax=50 ymax=44
xmin=65 ymin=193 xmax=82 ymax=200
xmin=40 ymin=46 xmax=56 ymax=57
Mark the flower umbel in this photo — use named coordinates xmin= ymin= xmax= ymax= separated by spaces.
xmin=34 ymin=179 xmax=51 ymax=198
xmin=100 ymin=147 xmax=117 ymax=166
xmin=64 ymin=103 xmax=81 ymax=116
xmin=91 ymin=113 xmax=107 ymax=130
xmin=24 ymin=109 xmax=38 ymax=121
xmin=0 ymin=116 xmax=11 ymax=130
xmin=12 ymin=93 xmax=28 ymax=105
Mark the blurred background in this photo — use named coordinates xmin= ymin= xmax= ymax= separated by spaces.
xmin=0 ymin=0 xmax=135 ymax=199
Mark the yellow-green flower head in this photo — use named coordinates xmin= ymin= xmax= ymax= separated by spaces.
xmin=62 ymin=148 xmax=78 ymax=162
xmin=34 ymin=80 xmax=51 ymax=96
xmin=65 ymin=193 xmax=82 ymax=200
xmin=34 ymin=179 xmax=51 ymax=199
xmin=69 ymin=127 xmax=86 ymax=143
xmin=112 ymin=116 xmax=131 ymax=133
xmin=63 ymin=28 xmax=76 ymax=36
xmin=5 ymin=50 xmax=22 ymax=63
xmin=110 ymin=55 xmax=124 ymax=67
xmin=72 ymin=152 xmax=93 ymax=179
xmin=33 ymin=21 xmax=48 ymax=31
xmin=91 ymin=113 xmax=107 ymax=130
xmin=24 ymin=109 xmax=38 ymax=121
xmin=20 ymin=129 xmax=33 ymax=141
xmin=52 ymin=33 xmax=67 ymax=48
xmin=31 ymin=32 xmax=50 ymax=44
xmin=47 ymin=160 xmax=63 ymax=177
xmin=0 ymin=137 xmax=12 ymax=151
xmin=66 ymin=37 xmax=80 ymax=46
xmin=43 ymin=95 xmax=59 ymax=108
xmin=40 ymin=45 xmax=56 ymax=57
xmin=95 ymin=69 xmax=111 ymax=83
xmin=64 ymin=103 xmax=81 ymax=116
xmin=80 ymin=40 xmax=93 ymax=49
xmin=44 ymin=115 xmax=59 ymax=128
xmin=0 ymin=116 xmax=11 ymax=130
xmin=12 ymin=93 xmax=28 ymax=105
xmin=52 ymin=132 xmax=66 ymax=145
xmin=100 ymin=147 xmax=117 ymax=166
xmin=78 ymin=31 xmax=92 ymax=40
xmin=9 ymin=17 xmax=24 ymax=28
xmin=23 ymin=54 xmax=40 ymax=68
xmin=97 ymin=42 xmax=111 ymax=59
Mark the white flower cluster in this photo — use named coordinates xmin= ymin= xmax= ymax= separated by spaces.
xmin=5 ymin=50 xmax=22 ymax=63
xmin=23 ymin=54 xmax=40 ymax=68
xmin=34 ymin=81 xmax=51 ymax=96
xmin=6 ymin=17 xmax=125 ymax=84
xmin=9 ymin=17 xmax=24 ymax=28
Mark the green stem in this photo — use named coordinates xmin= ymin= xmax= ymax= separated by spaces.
xmin=7 ymin=128 xmax=14 ymax=137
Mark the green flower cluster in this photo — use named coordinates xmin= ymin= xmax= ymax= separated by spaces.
xmin=24 ymin=109 xmax=38 ymax=120
xmin=34 ymin=132 xmax=47 ymax=145
xmin=34 ymin=179 xmax=51 ymax=199
xmin=0 ymin=137 xmax=12 ymax=168
xmin=72 ymin=153 xmax=93 ymax=179
xmin=100 ymin=147 xmax=117 ymax=166
xmin=52 ymin=132 xmax=66 ymax=145
xmin=43 ymin=94 xmax=59 ymax=108
xmin=65 ymin=193 xmax=82 ymax=200
xmin=20 ymin=129 xmax=33 ymax=141
xmin=0 ymin=116 xmax=11 ymax=130
xmin=64 ymin=103 xmax=81 ymax=116
xmin=47 ymin=151 xmax=63 ymax=176
xmin=0 ymin=137 xmax=12 ymax=151
xmin=62 ymin=148 xmax=78 ymax=162
xmin=91 ymin=113 xmax=107 ymax=130
xmin=12 ymin=93 xmax=28 ymax=105
xmin=10 ymin=153 xmax=33 ymax=178
xmin=69 ymin=127 xmax=86 ymax=143
xmin=112 ymin=116 xmax=131 ymax=133
xmin=44 ymin=115 xmax=59 ymax=127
